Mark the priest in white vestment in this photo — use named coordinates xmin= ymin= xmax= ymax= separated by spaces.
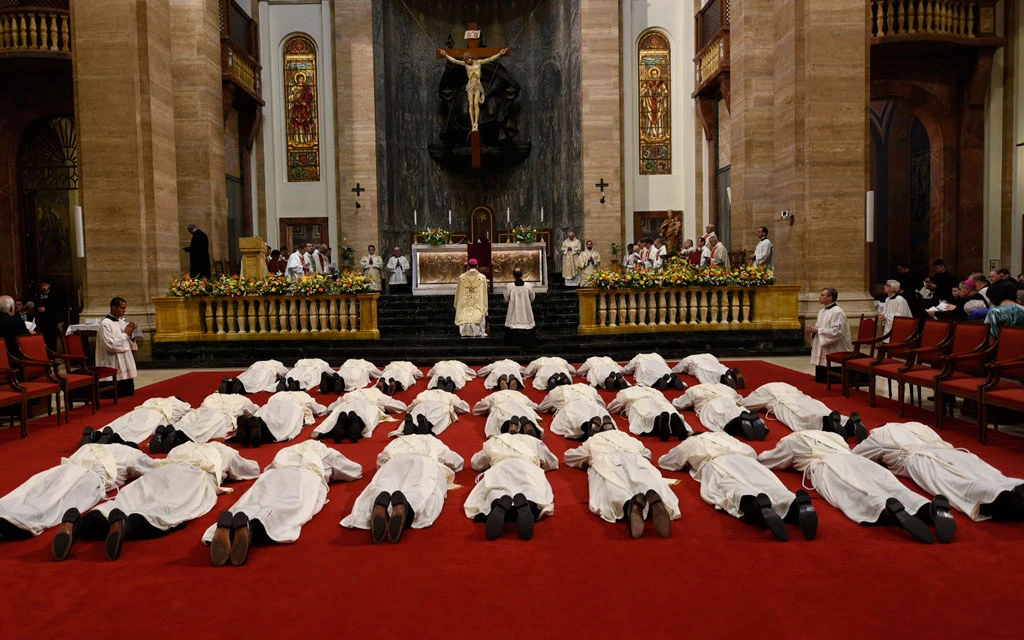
xmin=360 ymin=245 xmax=384 ymax=292
xmin=503 ymin=268 xmax=535 ymax=347
xmin=95 ymin=396 xmax=192 ymax=446
xmin=853 ymin=422 xmax=1024 ymax=522
xmin=473 ymin=389 xmax=543 ymax=438
xmin=170 ymin=393 xmax=260 ymax=446
xmin=575 ymin=240 xmax=601 ymax=285
xmin=759 ymin=430 xmax=955 ymax=544
xmin=285 ymin=358 xmax=335 ymax=391
xmin=564 ymin=429 xmax=680 ymax=538
xmin=387 ymin=247 xmax=411 ymax=293
xmin=877 ymin=280 xmax=913 ymax=338
xmin=578 ymin=355 xmax=629 ymax=390
xmin=337 ymin=358 xmax=383 ymax=392
xmin=390 ymin=388 xmax=470 ymax=436
xmin=341 ymin=434 xmax=465 ymax=544
xmin=202 ymin=441 xmax=363 ymax=565
xmin=455 ymin=260 xmax=489 ymax=337
xmin=285 ymin=245 xmax=308 ymax=278
xmin=672 ymin=353 xmax=743 ymax=389
xmin=427 ymin=359 xmax=476 ymax=392
xmin=249 ymin=390 xmax=327 ymax=444
xmin=673 ymin=382 xmax=768 ymax=441
xmin=560 ymin=232 xmax=582 ymax=286
xmin=741 ymin=382 xmax=866 ymax=441
xmin=0 ymin=444 xmax=153 ymax=544
xmin=624 ymin=352 xmax=685 ymax=390
xmin=549 ymin=397 xmax=615 ymax=440
xmin=537 ymin=383 xmax=605 ymax=414
xmin=464 ymin=434 xmax=559 ymax=540
xmin=608 ymin=386 xmax=692 ymax=441
xmin=525 ymin=356 xmax=576 ymax=390
xmin=808 ymin=287 xmax=853 ymax=382
xmin=95 ymin=296 xmax=139 ymax=396
xmin=658 ymin=432 xmax=817 ymax=541
xmin=236 ymin=359 xmax=288 ymax=393
xmin=315 ymin=387 xmax=407 ymax=442
xmin=479 ymin=359 xmax=526 ymax=390
xmin=379 ymin=360 xmax=423 ymax=393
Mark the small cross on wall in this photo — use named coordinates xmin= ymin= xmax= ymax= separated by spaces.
xmin=595 ymin=178 xmax=609 ymax=204
xmin=352 ymin=183 xmax=365 ymax=209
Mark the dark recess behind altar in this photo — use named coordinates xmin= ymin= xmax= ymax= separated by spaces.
xmin=372 ymin=0 xmax=583 ymax=254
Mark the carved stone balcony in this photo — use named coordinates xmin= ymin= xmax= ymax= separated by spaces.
xmin=220 ymin=0 xmax=262 ymax=104
xmin=870 ymin=0 xmax=1003 ymax=47
xmin=692 ymin=0 xmax=730 ymax=102
xmin=0 ymin=1 xmax=70 ymax=59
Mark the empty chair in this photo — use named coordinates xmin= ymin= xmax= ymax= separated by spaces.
xmin=15 ymin=334 xmax=96 ymax=422
xmin=898 ymin=322 xmax=989 ymax=418
xmin=843 ymin=316 xmax=919 ymax=398
xmin=825 ymin=315 xmax=877 ymax=391
xmin=0 ymin=342 xmax=61 ymax=429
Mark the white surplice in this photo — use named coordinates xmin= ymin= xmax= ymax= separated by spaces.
xmin=90 ymin=442 xmax=259 ymax=531
xmin=624 ymin=353 xmax=673 ymax=387
xmin=95 ymin=316 xmax=138 ymax=381
xmin=879 ymin=295 xmax=912 ymax=336
xmin=479 ymin=359 xmax=526 ymax=390
xmin=810 ymin=304 xmax=853 ymax=366
xmin=741 ymin=382 xmax=847 ymax=432
xmin=672 ymin=383 xmax=746 ymax=432
xmin=387 ymin=255 xmax=410 ymax=285
xmin=427 ymin=360 xmax=476 ymax=390
xmin=472 ymin=390 xmax=543 ymax=438
xmin=236 ymin=360 xmax=288 ymax=393
xmin=853 ymin=422 xmax=1022 ymax=521
xmin=464 ymin=434 xmax=559 ymax=519
xmin=658 ymin=432 xmax=795 ymax=519
xmin=549 ymin=398 xmax=613 ymax=440
xmin=578 ymin=356 xmax=627 ymax=388
xmin=285 ymin=358 xmax=335 ymax=390
xmin=503 ymin=282 xmax=536 ymax=330
xmin=341 ymin=435 xmax=464 ymax=530
xmin=759 ymin=430 xmax=929 ymax=524
xmin=564 ymin=430 xmax=681 ymax=523
xmin=672 ymin=354 xmax=730 ymax=385
xmin=202 ymin=441 xmax=362 ymax=544
xmin=105 ymin=397 xmax=192 ymax=444
xmin=537 ymin=383 xmax=604 ymax=414
xmin=0 ymin=444 xmax=155 ymax=536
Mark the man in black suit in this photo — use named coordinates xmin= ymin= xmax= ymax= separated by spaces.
xmin=184 ymin=223 xmax=212 ymax=280
xmin=32 ymin=282 xmax=64 ymax=350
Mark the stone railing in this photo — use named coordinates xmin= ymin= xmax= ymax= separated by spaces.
xmin=153 ymin=294 xmax=380 ymax=342
xmin=870 ymin=0 xmax=999 ymax=40
xmin=0 ymin=3 xmax=71 ymax=57
xmin=577 ymin=285 xmax=801 ymax=335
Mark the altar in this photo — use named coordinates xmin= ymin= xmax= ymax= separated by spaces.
xmin=411 ymin=243 xmax=548 ymax=295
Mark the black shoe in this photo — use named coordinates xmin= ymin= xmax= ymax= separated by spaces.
xmin=670 ymin=375 xmax=686 ymax=391
xmin=845 ymin=412 xmax=868 ymax=443
xmin=721 ymin=373 xmax=736 ymax=389
xmin=52 ymin=508 xmax=81 ymax=562
xmin=487 ymin=495 xmax=513 ymax=540
xmin=925 ymin=495 xmax=956 ymax=544
xmin=319 ymin=372 xmax=335 ymax=394
xmin=388 ymin=491 xmax=410 ymax=543
xmin=210 ymin=511 xmax=233 ymax=567
xmin=218 ymin=377 xmax=232 ymax=394
xmin=149 ymin=425 xmax=170 ymax=455
xmin=346 ymin=412 xmax=364 ymax=442
xmin=512 ymin=493 xmax=534 ymax=541
xmin=822 ymin=411 xmax=844 ymax=437
xmin=164 ymin=428 xmax=185 ymax=453
xmin=756 ymin=493 xmax=789 ymax=542
xmin=105 ymin=509 xmax=130 ymax=561
xmin=333 ymin=375 xmax=347 ymax=395
xmin=669 ymin=413 xmax=688 ymax=441
xmin=371 ymin=492 xmax=390 ymax=544
xmin=275 ymin=378 xmax=288 ymax=392
xmin=231 ymin=378 xmax=246 ymax=395
xmin=791 ymin=490 xmax=817 ymax=540
xmin=885 ymin=498 xmax=934 ymax=544
xmin=78 ymin=426 xmax=96 ymax=448
xmin=97 ymin=426 xmax=115 ymax=445
xmin=416 ymin=414 xmax=432 ymax=435
xmin=229 ymin=512 xmax=251 ymax=566
xmin=331 ymin=413 xmax=349 ymax=444
xmin=289 ymin=379 xmax=301 ymax=392
xmin=738 ymin=412 xmax=757 ymax=441
xmin=402 ymin=415 xmax=416 ymax=436
xmin=234 ymin=415 xmax=252 ymax=448
xmin=656 ymin=412 xmax=670 ymax=442
xmin=749 ymin=415 xmax=768 ymax=441
xmin=250 ymin=418 xmax=266 ymax=448
xmin=626 ymin=494 xmax=647 ymax=539
xmin=731 ymin=369 xmax=746 ymax=390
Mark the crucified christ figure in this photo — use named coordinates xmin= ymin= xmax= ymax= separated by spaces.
xmin=437 ymin=48 xmax=509 ymax=132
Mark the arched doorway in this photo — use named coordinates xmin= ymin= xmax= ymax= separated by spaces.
xmin=17 ymin=116 xmax=82 ymax=325
xmin=870 ymin=101 xmax=931 ymax=290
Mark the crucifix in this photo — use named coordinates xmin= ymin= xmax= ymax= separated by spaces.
xmin=436 ymin=23 xmax=511 ymax=169
xmin=595 ymin=178 xmax=609 ymax=203
xmin=352 ymin=182 xmax=365 ymax=209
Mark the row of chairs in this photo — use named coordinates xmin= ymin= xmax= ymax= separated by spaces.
xmin=826 ymin=315 xmax=1024 ymax=443
xmin=0 ymin=334 xmax=118 ymax=438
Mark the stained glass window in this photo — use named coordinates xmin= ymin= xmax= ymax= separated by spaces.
xmin=284 ymin=35 xmax=320 ymax=182
xmin=638 ymin=31 xmax=671 ymax=175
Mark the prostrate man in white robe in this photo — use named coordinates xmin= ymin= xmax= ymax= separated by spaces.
xmin=807 ymin=287 xmax=853 ymax=383
xmin=578 ymin=355 xmax=629 ymax=390
xmin=560 ymin=231 xmax=582 ymax=286
xmin=387 ymin=246 xmax=410 ymax=294
xmin=228 ymin=359 xmax=288 ymax=394
xmin=377 ymin=360 xmax=423 ymax=395
xmin=0 ymin=444 xmax=153 ymax=550
xmin=465 ymin=433 xmax=559 ymax=540
xmin=360 ymin=244 xmax=384 ymax=292
xmin=525 ymin=356 xmax=576 ymax=390
xmin=503 ymin=267 xmax=536 ymax=347
xmin=155 ymin=392 xmax=260 ymax=453
xmin=80 ymin=396 xmax=191 ymax=448
xmin=565 ymin=428 xmax=680 ymax=539
xmin=608 ymin=386 xmax=691 ymax=442
xmin=96 ymin=296 xmax=139 ymax=397
xmin=203 ymin=440 xmax=363 ymax=566
xmin=877 ymin=279 xmax=913 ymax=337
xmin=479 ymin=359 xmax=525 ymax=390
xmin=575 ymin=240 xmax=601 ymax=285
xmin=393 ymin=388 xmax=470 ymax=436
xmin=759 ymin=430 xmax=955 ymax=544
xmin=455 ymin=259 xmax=489 ymax=337
xmin=427 ymin=359 xmax=476 ymax=392
xmin=672 ymin=353 xmax=744 ymax=389
xmin=316 ymin=387 xmax=407 ymax=443
xmin=58 ymin=442 xmax=259 ymax=561
xmin=672 ymin=382 xmax=767 ymax=441
xmin=472 ymin=389 xmax=543 ymax=438
xmin=283 ymin=358 xmax=334 ymax=391
xmin=658 ymin=432 xmax=817 ymax=541
xmin=234 ymin=389 xmax=327 ymax=448
xmin=537 ymin=382 xmax=605 ymax=414
xmin=625 ymin=352 xmax=686 ymax=390
xmin=342 ymin=434 xmax=464 ymax=544
xmin=330 ymin=358 xmax=383 ymax=393
xmin=741 ymin=382 xmax=867 ymax=442
xmin=550 ymin=397 xmax=616 ymax=440
xmin=853 ymin=422 xmax=1024 ymax=522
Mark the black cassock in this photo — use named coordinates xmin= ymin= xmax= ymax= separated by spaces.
xmin=185 ymin=229 xmax=211 ymax=279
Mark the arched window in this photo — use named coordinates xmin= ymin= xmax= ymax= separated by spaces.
xmin=283 ymin=35 xmax=320 ymax=182
xmin=638 ymin=30 xmax=671 ymax=175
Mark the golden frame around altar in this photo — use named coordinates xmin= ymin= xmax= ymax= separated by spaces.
xmin=411 ymin=243 xmax=548 ymax=295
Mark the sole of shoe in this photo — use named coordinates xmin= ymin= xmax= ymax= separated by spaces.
xmin=105 ymin=514 xmax=128 ymax=561
xmin=229 ymin=513 xmax=251 ymax=566
xmin=513 ymin=494 xmax=534 ymax=541
xmin=210 ymin=511 xmax=233 ymax=567
xmin=485 ymin=506 xmax=507 ymax=540
xmin=388 ymin=492 xmax=408 ymax=543
xmin=886 ymin=498 xmax=934 ymax=544
xmin=931 ymin=495 xmax=956 ymax=544
xmin=756 ymin=494 xmax=789 ymax=542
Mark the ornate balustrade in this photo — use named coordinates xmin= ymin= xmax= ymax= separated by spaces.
xmin=577 ymin=285 xmax=801 ymax=335
xmin=223 ymin=39 xmax=261 ymax=100
xmin=0 ymin=1 xmax=71 ymax=58
xmin=870 ymin=0 xmax=1000 ymax=42
xmin=154 ymin=294 xmax=380 ymax=342
xmin=220 ymin=0 xmax=261 ymax=102
xmin=693 ymin=0 xmax=730 ymax=98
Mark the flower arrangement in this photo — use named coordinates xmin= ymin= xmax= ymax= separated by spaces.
xmin=167 ymin=273 xmax=374 ymax=297
xmin=585 ymin=258 xmax=775 ymax=290
xmin=511 ymin=225 xmax=538 ymax=243
xmin=419 ymin=227 xmax=452 ymax=246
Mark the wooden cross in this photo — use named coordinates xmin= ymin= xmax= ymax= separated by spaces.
xmin=436 ymin=23 xmax=511 ymax=169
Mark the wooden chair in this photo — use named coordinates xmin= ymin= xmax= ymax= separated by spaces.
xmin=0 ymin=368 xmax=28 ymax=438
xmin=825 ymin=315 xmax=877 ymax=391
xmin=0 ymin=342 xmax=61 ymax=427
xmin=15 ymin=334 xmax=96 ymax=422
xmin=898 ymin=322 xmax=990 ymax=418
xmin=63 ymin=333 xmax=119 ymax=406
xmin=870 ymin=320 xmax=954 ymax=408
xmin=843 ymin=316 xmax=920 ymax=397
xmin=943 ymin=327 xmax=1024 ymax=439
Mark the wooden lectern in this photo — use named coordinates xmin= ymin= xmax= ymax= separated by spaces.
xmin=467 ymin=239 xmax=493 ymax=293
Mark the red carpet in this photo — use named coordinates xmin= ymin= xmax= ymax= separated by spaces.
xmin=2 ymin=361 xmax=1024 ymax=639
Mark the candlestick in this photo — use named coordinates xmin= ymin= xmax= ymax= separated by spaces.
xmin=413 ymin=209 xmax=417 ymax=226
xmin=540 ymin=206 xmax=544 ymax=222
xmin=506 ymin=207 xmax=510 ymax=224
xmin=448 ymin=209 xmax=452 ymax=226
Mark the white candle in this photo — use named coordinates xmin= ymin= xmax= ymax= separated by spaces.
xmin=506 ymin=207 xmax=510 ymax=224
xmin=540 ymin=206 xmax=544 ymax=222
xmin=74 ymin=206 xmax=85 ymax=258
xmin=865 ymin=191 xmax=875 ymax=243
xmin=448 ymin=209 xmax=452 ymax=226
xmin=413 ymin=209 xmax=417 ymax=226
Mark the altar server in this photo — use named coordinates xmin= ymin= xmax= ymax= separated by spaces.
xmin=465 ymin=434 xmax=559 ymax=540
xmin=741 ymin=382 xmax=867 ymax=441
xmin=525 ymin=356 xmax=576 ymax=390
xmin=578 ymin=355 xmax=629 ymax=390
xmin=658 ymin=432 xmax=817 ymax=541
xmin=608 ymin=386 xmax=692 ymax=441
xmin=479 ymin=359 xmax=526 ymax=390
xmin=565 ymin=428 xmax=680 ymax=539
xmin=625 ymin=352 xmax=686 ymax=390
xmin=203 ymin=440 xmax=363 ymax=565
xmin=427 ymin=359 xmax=476 ymax=392
xmin=342 ymin=434 xmax=464 ymax=544
xmin=759 ymin=430 xmax=955 ymax=544
xmin=808 ymin=287 xmax=853 ymax=383
xmin=472 ymin=389 xmax=543 ymax=438
xmin=672 ymin=382 xmax=768 ymax=441
xmin=672 ymin=353 xmax=744 ymax=389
